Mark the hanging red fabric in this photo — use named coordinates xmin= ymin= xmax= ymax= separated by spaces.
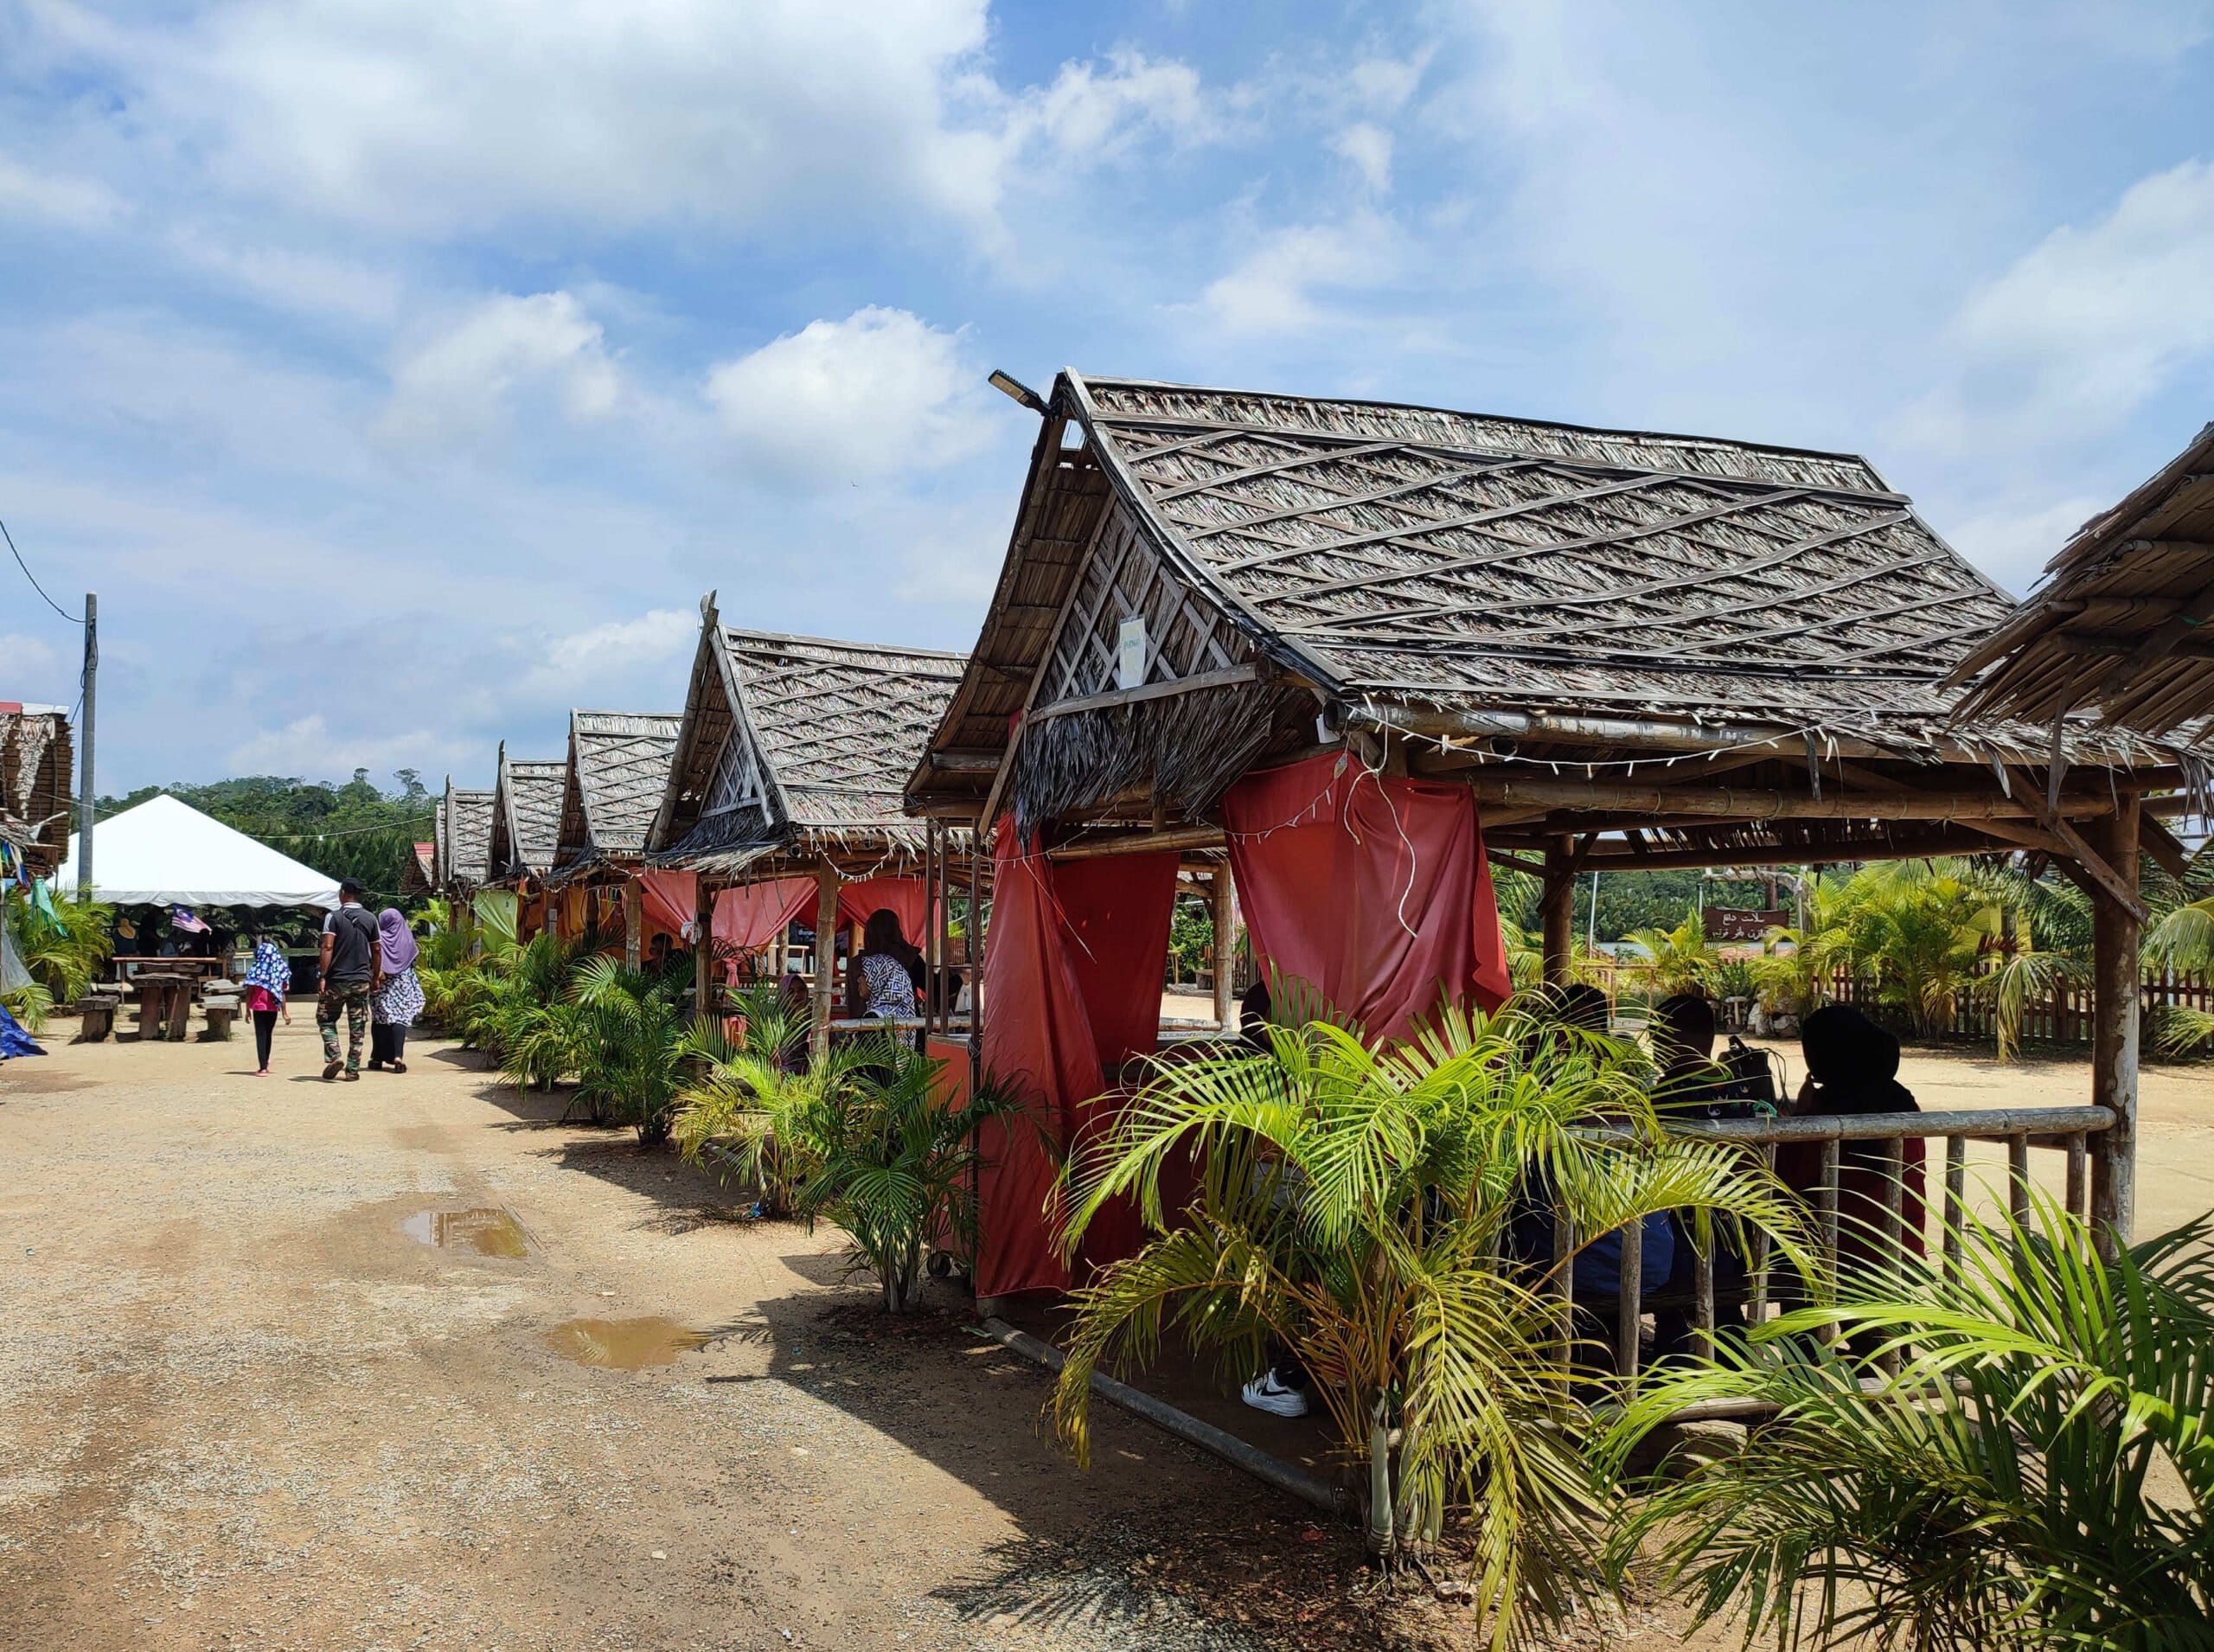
xmin=714 ymin=877 xmax=817 ymax=953
xmin=973 ymin=820 xmax=1178 ymax=1299
xmin=637 ymin=869 xmax=697 ymax=939
xmin=1222 ymin=752 xmax=1509 ymax=1046
xmin=835 ymin=876 xmax=932 ymax=947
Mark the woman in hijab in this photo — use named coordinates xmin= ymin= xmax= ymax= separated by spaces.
xmin=242 ymin=933 xmax=292 ymax=1076
xmin=844 ymin=908 xmax=922 ymax=1021
xmin=368 ymin=908 xmax=425 ymax=1073
xmin=1776 ymin=1003 xmax=1927 ymax=1282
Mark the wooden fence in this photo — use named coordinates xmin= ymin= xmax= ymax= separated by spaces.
xmin=1823 ymin=964 xmax=2214 ymax=1054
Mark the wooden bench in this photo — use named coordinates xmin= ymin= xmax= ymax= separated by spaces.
xmin=74 ymin=993 xmax=120 ymax=1042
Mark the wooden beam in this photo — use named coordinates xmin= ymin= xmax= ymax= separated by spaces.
xmin=2089 ymin=793 xmax=2141 ymax=1258
xmin=2143 ymin=814 xmax=2192 ymax=881
xmin=1350 ymin=704 xmax=1999 ymax=765
xmin=1466 ymin=772 xmax=2114 ymax=823
xmin=2057 ymin=630 xmax=2214 ymax=662
xmin=1027 ymin=662 xmax=1262 ymax=725
xmin=2003 ymin=765 xmax=2150 ymax=925
xmin=1582 ymin=828 xmax=2006 ymax=873
xmin=1046 ymin=824 xmax=1225 ymax=861
xmin=926 ymin=750 xmax=1001 ymax=772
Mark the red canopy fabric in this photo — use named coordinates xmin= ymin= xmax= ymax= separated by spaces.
xmin=835 ymin=876 xmax=931 ymax=949
xmin=1222 ymin=751 xmax=1510 ymax=1046
xmin=974 ymin=820 xmax=1179 ymax=1298
xmin=715 ymin=877 xmax=818 ymax=953
xmin=637 ymin=869 xmax=697 ymax=938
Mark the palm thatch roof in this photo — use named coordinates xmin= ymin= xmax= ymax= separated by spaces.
xmin=1951 ymin=422 xmax=2214 ymax=746
xmin=911 ymin=373 xmax=2189 ymax=877
xmin=486 ymin=746 xmax=566 ymax=880
xmin=554 ymin=709 xmax=683 ymax=869
xmin=0 ymin=703 xmax=73 ymax=874
xmin=649 ymin=596 xmax=966 ymax=876
xmin=437 ymin=779 xmax=496 ymax=890
xmin=400 ymin=840 xmax=436 ymax=897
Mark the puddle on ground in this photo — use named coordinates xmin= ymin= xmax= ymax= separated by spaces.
xmin=546 ymin=1316 xmax=713 ymax=1370
xmin=399 ymin=1207 xmax=530 ymax=1258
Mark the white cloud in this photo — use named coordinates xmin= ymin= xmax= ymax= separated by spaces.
xmin=1332 ymin=123 xmax=1393 ymax=194
xmin=524 ymin=609 xmax=698 ymax=695
xmin=24 ymin=0 xmax=1215 ymax=247
xmin=0 ymin=632 xmax=72 ymax=690
xmin=1940 ymin=493 xmax=2108 ymax=597
xmin=375 ymin=291 xmax=622 ymax=450
xmin=1894 ymin=158 xmax=2214 ymax=458
xmin=0 ymin=154 xmax=120 ymax=228
xmin=226 ymin=714 xmax=468 ymax=779
xmin=703 ymin=306 xmax=995 ymax=484
xmin=167 ymin=227 xmax=401 ymax=324
xmin=1196 ymin=215 xmax=1398 ymax=336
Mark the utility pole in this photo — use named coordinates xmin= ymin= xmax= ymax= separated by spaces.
xmin=76 ymin=592 xmax=96 ymax=900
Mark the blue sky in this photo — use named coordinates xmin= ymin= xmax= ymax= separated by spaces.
xmin=3 ymin=0 xmax=2210 ymax=794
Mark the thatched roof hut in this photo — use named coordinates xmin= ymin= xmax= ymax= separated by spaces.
xmin=649 ymin=596 xmax=965 ymax=878
xmin=0 ymin=702 xmax=73 ymax=876
xmin=908 ymin=372 xmax=2189 ymax=879
xmin=1951 ymin=422 xmax=2214 ymax=746
xmin=436 ymin=779 xmax=496 ymax=893
xmin=486 ymin=746 xmax=566 ymax=881
xmin=400 ymin=840 xmax=436 ymax=898
xmin=909 ymin=369 xmax=2198 ymax=1274
xmin=553 ymin=709 xmax=683 ymax=870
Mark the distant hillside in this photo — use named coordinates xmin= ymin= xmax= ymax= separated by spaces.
xmin=98 ymin=769 xmax=435 ymax=907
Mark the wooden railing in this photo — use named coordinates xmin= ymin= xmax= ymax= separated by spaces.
xmin=1584 ymin=1105 xmax=2115 ymax=1387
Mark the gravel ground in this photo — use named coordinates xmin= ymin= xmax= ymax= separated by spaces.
xmin=7 ymin=1017 xmax=2202 ymax=1650
xmin=0 ymin=1021 xmax=1324 ymax=1651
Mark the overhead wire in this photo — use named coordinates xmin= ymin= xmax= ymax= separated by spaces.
xmin=1 ymin=515 xmax=85 ymax=624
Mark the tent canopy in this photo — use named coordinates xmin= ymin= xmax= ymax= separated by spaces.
xmin=56 ymin=794 xmax=341 ymax=910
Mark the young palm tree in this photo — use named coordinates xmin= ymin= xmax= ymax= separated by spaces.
xmin=4 ymin=891 xmax=114 ymax=1003
xmin=1844 ymin=860 xmax=2000 ymax=1039
xmin=1605 ymin=1197 xmax=2214 ymax=1651
xmin=1051 ymin=1002 xmax=1814 ymax=1646
xmin=672 ymin=983 xmax=827 ymax=1213
xmin=1750 ymin=872 xmax=1856 ymax=1022
xmin=788 ymin=1036 xmax=1017 ymax=1313
xmin=1626 ymin=909 xmax=1722 ymax=1000
xmin=569 ymin=954 xmax=692 ymax=1143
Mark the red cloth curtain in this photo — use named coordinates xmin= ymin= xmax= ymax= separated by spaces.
xmin=1222 ymin=752 xmax=1509 ymax=1046
xmin=714 ymin=877 xmax=817 ymax=953
xmin=835 ymin=877 xmax=931 ymax=949
xmin=637 ymin=869 xmax=697 ymax=939
xmin=974 ymin=821 xmax=1179 ymax=1298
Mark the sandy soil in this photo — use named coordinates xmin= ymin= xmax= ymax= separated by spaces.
xmin=3 ymin=1017 xmax=2205 ymax=1650
xmin=0 ymin=1021 xmax=1384 ymax=1651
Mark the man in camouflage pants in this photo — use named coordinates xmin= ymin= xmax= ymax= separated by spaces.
xmin=317 ymin=879 xmax=383 ymax=1080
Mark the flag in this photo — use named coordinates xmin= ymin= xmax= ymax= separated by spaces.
xmin=170 ymin=905 xmax=211 ymax=934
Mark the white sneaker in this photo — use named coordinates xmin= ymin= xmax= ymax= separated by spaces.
xmin=1241 ymin=1370 xmax=1309 ymax=1418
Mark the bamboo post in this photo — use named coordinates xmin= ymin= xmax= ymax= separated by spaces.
xmin=1212 ymin=867 xmax=1237 ymax=1031
xmin=1818 ymin=1138 xmax=1841 ymax=1341
xmin=1616 ymin=1219 xmax=1642 ymax=1382
xmin=1878 ymin=1138 xmax=1904 ymax=1376
xmin=2066 ymin=1132 xmax=2089 ymax=1221
xmin=1541 ymin=836 xmax=1575 ymax=989
xmin=1942 ymin=1135 xmax=1966 ymax=1277
xmin=1692 ymin=1209 xmax=1715 ymax=1361
xmin=693 ymin=875 xmax=713 ymax=1023
xmin=1747 ymin=1143 xmax=1774 ymax=1323
xmin=809 ymin=861 xmax=840 ymax=1063
xmin=1553 ymin=1207 xmax=1576 ymax=1370
xmin=623 ymin=880 xmax=642 ymax=970
xmin=2007 ymin=1133 xmax=2032 ymax=1225
xmin=2088 ymin=793 xmax=2141 ymax=1258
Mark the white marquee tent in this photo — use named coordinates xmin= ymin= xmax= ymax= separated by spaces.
xmin=55 ymin=794 xmax=341 ymax=910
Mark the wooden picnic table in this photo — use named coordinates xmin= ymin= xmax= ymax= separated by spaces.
xmin=128 ymin=973 xmax=197 ymax=1042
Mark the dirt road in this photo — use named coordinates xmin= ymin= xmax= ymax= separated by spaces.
xmin=0 ymin=1021 xmax=1364 ymax=1651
